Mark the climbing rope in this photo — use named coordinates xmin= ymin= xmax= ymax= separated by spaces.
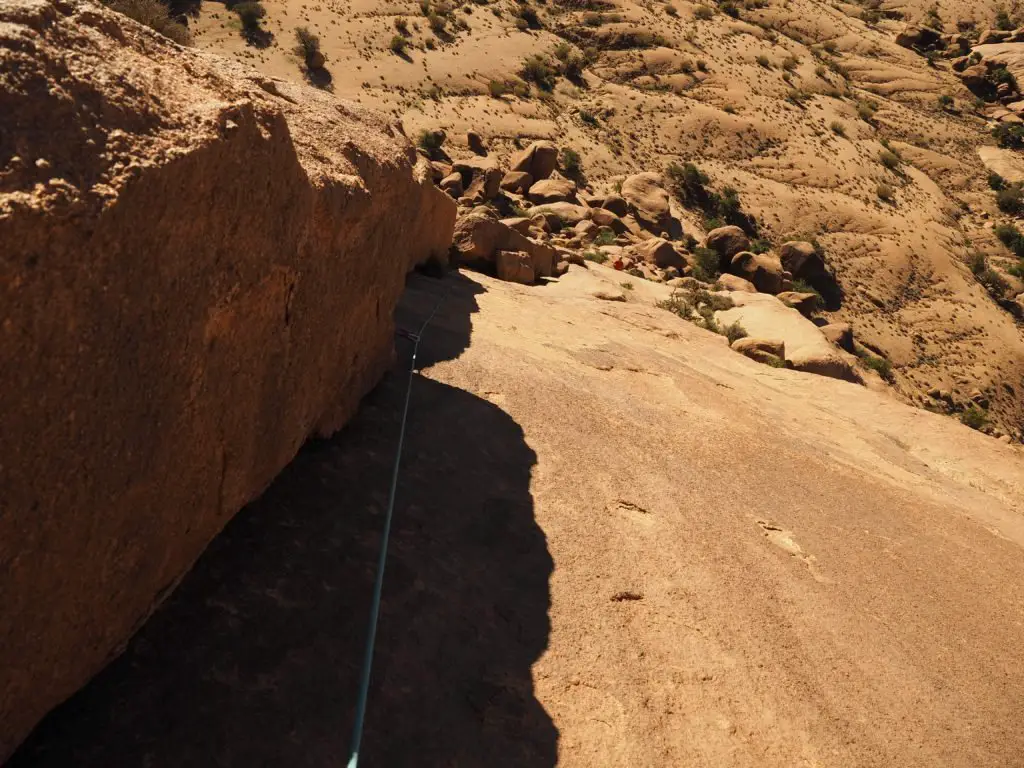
xmin=346 ymin=281 xmax=451 ymax=768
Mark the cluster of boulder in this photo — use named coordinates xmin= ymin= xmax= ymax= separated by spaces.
xmin=424 ymin=137 xmax=832 ymax=304
xmin=421 ymin=135 xmax=870 ymax=382
xmin=895 ymin=25 xmax=972 ymax=56
xmin=896 ymin=23 xmax=1024 ymax=120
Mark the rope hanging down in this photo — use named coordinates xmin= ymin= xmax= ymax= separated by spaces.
xmin=346 ymin=283 xmax=451 ymax=768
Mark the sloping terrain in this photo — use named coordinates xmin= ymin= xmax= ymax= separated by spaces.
xmin=193 ymin=0 xmax=1024 ymax=439
xmin=11 ymin=268 xmax=1024 ymax=766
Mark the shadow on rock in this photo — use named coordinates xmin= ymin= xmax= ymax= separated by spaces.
xmin=9 ymin=270 xmax=557 ymax=768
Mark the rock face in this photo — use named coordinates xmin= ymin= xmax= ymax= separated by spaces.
xmin=0 ymin=0 xmax=456 ymax=760
xmin=620 ymin=172 xmax=674 ymax=235
xmin=509 ymin=140 xmax=558 ymax=182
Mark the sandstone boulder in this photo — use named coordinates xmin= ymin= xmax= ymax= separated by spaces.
xmin=776 ymin=291 xmax=820 ymax=316
xmin=462 ymin=166 xmax=502 ymax=202
xmin=530 ymin=202 xmax=590 ymax=226
xmin=979 ymin=28 xmax=1012 ymax=45
xmin=501 ymin=216 xmax=534 ymax=235
xmin=820 ymin=322 xmax=855 ymax=352
xmin=778 ymin=240 xmax=825 ymax=278
xmin=634 ymin=237 xmax=686 ymax=269
xmin=510 ymin=140 xmax=559 ymax=181
xmin=467 ymin=130 xmax=486 ymax=154
xmin=0 ymin=0 xmax=457 ymax=759
xmin=601 ymin=193 xmax=629 ymax=216
xmin=440 ymin=172 xmax=464 ymax=198
xmin=500 ymin=170 xmax=533 ymax=194
xmin=716 ymin=273 xmax=757 ymax=293
xmin=895 ymin=26 xmax=943 ymax=51
xmin=620 ymin=172 xmax=675 ymax=234
xmin=589 ymin=207 xmax=627 ymax=233
xmin=705 ymin=226 xmax=750 ymax=269
xmin=453 ymin=207 xmax=555 ymax=276
xmin=729 ymin=251 xmax=784 ymax=294
xmin=528 ymin=177 xmax=576 ymax=204
xmin=495 ymin=250 xmax=536 ymax=283
xmin=732 ymin=338 xmax=786 ymax=366
xmin=715 ymin=294 xmax=861 ymax=383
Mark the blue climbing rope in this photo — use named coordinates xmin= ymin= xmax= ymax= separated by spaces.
xmin=347 ymin=282 xmax=451 ymax=768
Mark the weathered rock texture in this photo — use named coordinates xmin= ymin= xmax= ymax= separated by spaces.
xmin=0 ymin=0 xmax=455 ymax=759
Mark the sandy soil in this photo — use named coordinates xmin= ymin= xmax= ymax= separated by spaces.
xmin=11 ymin=267 xmax=1024 ymax=766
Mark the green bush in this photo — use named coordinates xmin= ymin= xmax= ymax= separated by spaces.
xmin=488 ymin=79 xmax=508 ymax=97
xmin=988 ymin=172 xmax=1006 ymax=191
xmin=428 ymin=12 xmax=446 ymax=32
xmin=234 ymin=1 xmax=265 ymax=30
xmin=995 ymin=223 xmax=1024 ymax=257
xmin=693 ymin=4 xmax=714 ymax=19
xmin=692 ymin=246 xmax=719 ymax=281
xmin=294 ymin=26 xmax=321 ymax=63
xmin=584 ymin=250 xmax=608 ymax=263
xmin=515 ymin=4 xmax=541 ymax=28
xmin=994 ymin=123 xmax=1024 ymax=150
xmin=723 ymin=321 xmax=747 ymax=343
xmin=595 ymin=229 xmax=616 ymax=246
xmin=879 ymin=149 xmax=900 ymax=170
xmin=521 ymin=54 xmax=556 ymax=90
xmin=390 ymin=34 xmax=409 ymax=54
xmin=979 ymin=267 xmax=1010 ymax=296
xmin=997 ymin=185 xmax=1024 ymax=214
xmin=859 ymin=352 xmax=894 ymax=382
xmin=996 ymin=10 xmax=1014 ymax=31
xmin=968 ymin=251 xmax=987 ymax=275
xmin=755 ymin=54 xmax=772 ymax=68
xmin=876 ymin=182 xmax=894 ymax=201
xmin=829 ymin=121 xmax=846 ymax=137
xmin=107 ymin=0 xmax=190 ymax=43
xmin=417 ymin=129 xmax=445 ymax=152
xmin=937 ymin=94 xmax=954 ymax=110
xmin=857 ymin=101 xmax=876 ymax=122
xmin=749 ymin=238 xmax=771 ymax=254
xmin=960 ymin=405 xmax=988 ymax=430
xmin=560 ymin=147 xmax=583 ymax=176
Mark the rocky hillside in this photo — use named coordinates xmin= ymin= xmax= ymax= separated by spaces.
xmin=0 ymin=0 xmax=453 ymax=759
xmin=185 ymin=0 xmax=1024 ymax=440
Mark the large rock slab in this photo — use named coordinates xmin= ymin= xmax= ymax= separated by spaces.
xmin=453 ymin=207 xmax=556 ymax=276
xmin=0 ymin=0 xmax=455 ymax=759
xmin=620 ymin=172 xmax=675 ymax=235
xmin=716 ymin=293 xmax=861 ymax=383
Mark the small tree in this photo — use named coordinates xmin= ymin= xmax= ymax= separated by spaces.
xmin=389 ymin=34 xmax=409 ymax=54
xmin=294 ymin=26 xmax=322 ymax=66
xmin=937 ymin=94 xmax=954 ymax=110
xmin=560 ymin=147 xmax=583 ymax=177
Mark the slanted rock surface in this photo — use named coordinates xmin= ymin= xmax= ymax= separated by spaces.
xmin=716 ymin=293 xmax=862 ymax=383
xmin=0 ymin=0 xmax=454 ymax=759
